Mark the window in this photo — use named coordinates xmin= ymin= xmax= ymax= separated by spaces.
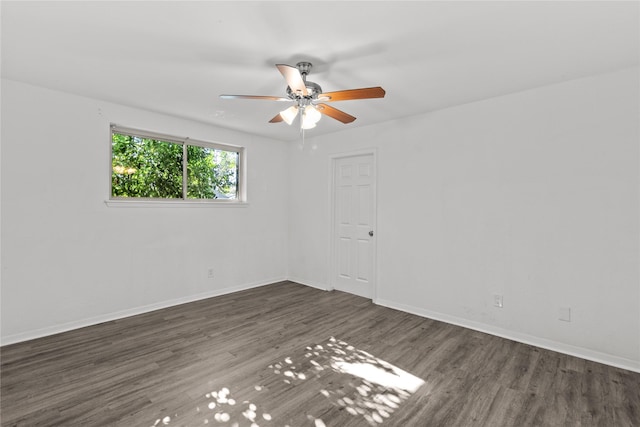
xmin=110 ymin=125 xmax=244 ymax=202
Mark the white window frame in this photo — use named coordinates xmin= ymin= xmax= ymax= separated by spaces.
xmin=106 ymin=124 xmax=247 ymax=207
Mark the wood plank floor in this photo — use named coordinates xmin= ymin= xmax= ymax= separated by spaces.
xmin=1 ymin=281 xmax=639 ymax=426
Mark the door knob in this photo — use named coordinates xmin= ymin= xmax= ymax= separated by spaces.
xmin=369 ymin=230 xmax=374 ymax=237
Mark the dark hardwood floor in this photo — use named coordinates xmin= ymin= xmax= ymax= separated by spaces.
xmin=1 ymin=281 xmax=639 ymax=426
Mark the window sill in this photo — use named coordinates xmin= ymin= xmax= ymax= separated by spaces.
xmin=104 ymin=199 xmax=249 ymax=208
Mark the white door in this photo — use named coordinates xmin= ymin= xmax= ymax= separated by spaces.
xmin=332 ymin=154 xmax=376 ymax=299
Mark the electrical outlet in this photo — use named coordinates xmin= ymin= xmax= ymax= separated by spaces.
xmin=207 ymin=268 xmax=215 ymax=279
xmin=493 ymin=294 xmax=503 ymax=308
xmin=559 ymin=307 xmax=571 ymax=322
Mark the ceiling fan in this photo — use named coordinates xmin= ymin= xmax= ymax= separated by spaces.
xmin=220 ymin=62 xmax=385 ymax=130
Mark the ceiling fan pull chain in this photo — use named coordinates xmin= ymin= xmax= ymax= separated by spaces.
xmin=299 ymin=106 xmax=304 ymax=133
xmin=299 ymin=106 xmax=306 ymax=146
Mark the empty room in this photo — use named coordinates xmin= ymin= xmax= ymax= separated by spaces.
xmin=1 ymin=1 xmax=639 ymax=426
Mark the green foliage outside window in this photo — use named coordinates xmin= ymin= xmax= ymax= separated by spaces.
xmin=111 ymin=132 xmax=239 ymax=200
xmin=187 ymin=146 xmax=238 ymax=199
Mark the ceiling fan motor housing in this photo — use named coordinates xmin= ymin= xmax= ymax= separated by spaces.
xmin=287 ymin=80 xmax=322 ymax=103
xmin=285 ymin=62 xmax=319 ymax=105
xmin=285 ymin=61 xmax=321 ymax=104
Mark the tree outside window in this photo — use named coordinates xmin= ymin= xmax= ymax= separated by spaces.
xmin=111 ymin=129 xmax=241 ymax=201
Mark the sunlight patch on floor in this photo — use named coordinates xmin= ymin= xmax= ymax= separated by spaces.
xmin=151 ymin=386 xmax=279 ymax=427
xmin=152 ymin=337 xmax=424 ymax=426
xmin=268 ymin=337 xmax=425 ymax=425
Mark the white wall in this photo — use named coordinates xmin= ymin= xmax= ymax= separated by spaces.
xmin=288 ymin=67 xmax=640 ymax=371
xmin=3 ymin=67 xmax=639 ymax=373
xmin=1 ymin=79 xmax=289 ymax=344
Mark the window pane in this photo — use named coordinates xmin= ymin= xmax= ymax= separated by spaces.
xmin=112 ymin=133 xmax=183 ymax=198
xmin=187 ymin=146 xmax=238 ymax=199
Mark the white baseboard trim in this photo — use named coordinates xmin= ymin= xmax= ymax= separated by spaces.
xmin=287 ymin=277 xmax=331 ymax=291
xmin=1 ymin=277 xmax=286 ymax=346
xmin=6 ymin=280 xmax=637 ymax=374
xmin=376 ymin=298 xmax=640 ymax=374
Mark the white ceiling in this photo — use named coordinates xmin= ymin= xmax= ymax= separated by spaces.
xmin=2 ymin=1 xmax=638 ymax=142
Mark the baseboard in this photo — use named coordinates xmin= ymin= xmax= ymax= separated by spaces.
xmin=6 ymin=281 xmax=637 ymax=374
xmin=1 ymin=277 xmax=286 ymax=346
xmin=375 ymin=297 xmax=640 ymax=374
xmin=287 ymin=276 xmax=331 ymax=291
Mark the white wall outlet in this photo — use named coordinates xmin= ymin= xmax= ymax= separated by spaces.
xmin=207 ymin=268 xmax=215 ymax=279
xmin=559 ymin=307 xmax=571 ymax=322
xmin=493 ymin=294 xmax=503 ymax=308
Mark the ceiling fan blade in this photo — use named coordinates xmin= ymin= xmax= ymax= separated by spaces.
xmin=319 ymin=87 xmax=386 ymax=102
xmin=220 ymin=94 xmax=290 ymax=101
xmin=276 ymin=64 xmax=308 ymax=96
xmin=316 ymin=104 xmax=356 ymax=124
xmin=269 ymin=113 xmax=284 ymax=123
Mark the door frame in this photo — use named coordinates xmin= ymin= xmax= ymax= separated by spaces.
xmin=328 ymin=148 xmax=378 ymax=301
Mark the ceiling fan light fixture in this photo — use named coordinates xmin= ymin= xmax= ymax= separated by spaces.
xmin=301 ymin=105 xmax=321 ymax=129
xmin=301 ymin=120 xmax=317 ymax=130
xmin=304 ymin=105 xmax=321 ymax=123
xmin=280 ymin=105 xmax=298 ymax=125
